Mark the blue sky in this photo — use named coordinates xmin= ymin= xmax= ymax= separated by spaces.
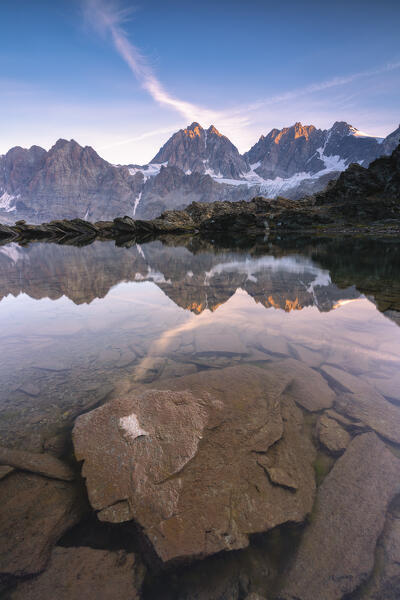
xmin=1 ymin=0 xmax=399 ymax=163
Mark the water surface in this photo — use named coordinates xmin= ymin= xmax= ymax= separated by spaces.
xmin=1 ymin=236 xmax=400 ymax=597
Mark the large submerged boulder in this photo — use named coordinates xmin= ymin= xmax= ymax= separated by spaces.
xmin=0 ymin=472 xmax=87 ymax=579
xmin=362 ymin=510 xmax=400 ymax=599
xmin=73 ymin=365 xmax=317 ymax=564
xmin=9 ymin=546 xmax=145 ymax=600
xmin=278 ymin=432 xmax=400 ymax=600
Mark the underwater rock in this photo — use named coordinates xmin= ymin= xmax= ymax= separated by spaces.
xmin=362 ymin=511 xmax=400 ymax=599
xmin=0 ymin=446 xmax=75 ymax=481
xmin=0 ymin=466 xmax=14 ymax=480
xmin=279 ymin=432 xmax=400 ymax=600
xmin=315 ymin=413 xmax=351 ymax=455
xmin=335 ymin=392 xmax=400 ymax=444
xmin=278 ymin=358 xmax=336 ymax=412
xmin=0 ymin=472 xmax=86 ymax=578
xmin=73 ymin=365 xmax=316 ymax=564
xmin=9 ymin=546 xmax=145 ymax=600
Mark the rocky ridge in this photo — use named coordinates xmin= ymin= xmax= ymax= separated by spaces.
xmin=1 ymin=121 xmax=399 ymax=222
xmin=1 ymin=141 xmax=399 ymax=246
xmin=151 ymin=122 xmax=249 ymax=179
xmin=3 ymin=139 xmax=400 ymax=244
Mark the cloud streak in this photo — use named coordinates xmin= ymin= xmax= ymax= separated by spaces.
xmin=83 ymin=0 xmax=221 ymax=124
xmin=236 ymin=60 xmax=400 ymax=115
xmin=82 ymin=0 xmax=400 ymax=153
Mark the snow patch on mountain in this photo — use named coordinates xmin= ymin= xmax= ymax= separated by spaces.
xmin=133 ymin=192 xmax=142 ymax=217
xmin=202 ymin=145 xmax=346 ymax=196
xmin=316 ymin=147 xmax=347 ymax=173
xmin=347 ymin=125 xmax=384 ymax=142
xmin=0 ymin=192 xmax=18 ymax=212
xmin=129 ymin=162 xmax=167 ymax=182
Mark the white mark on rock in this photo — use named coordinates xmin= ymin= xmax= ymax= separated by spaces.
xmin=119 ymin=413 xmax=149 ymax=442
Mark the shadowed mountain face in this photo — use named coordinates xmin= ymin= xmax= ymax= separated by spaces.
xmin=0 ymin=237 xmax=399 ymax=324
xmin=244 ymin=121 xmax=398 ymax=180
xmin=1 ymin=122 xmax=399 ymax=223
xmin=151 ymin=122 xmax=249 ymax=179
xmin=0 ymin=139 xmax=144 ymax=223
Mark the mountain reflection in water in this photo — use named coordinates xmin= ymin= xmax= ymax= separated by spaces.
xmin=0 ymin=236 xmax=399 ymax=450
xmin=1 ymin=236 xmax=400 ymax=598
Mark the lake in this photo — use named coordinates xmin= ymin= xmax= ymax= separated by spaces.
xmin=1 ymin=235 xmax=400 ymax=599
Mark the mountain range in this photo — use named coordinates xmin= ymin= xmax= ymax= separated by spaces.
xmin=1 ymin=120 xmax=399 ymax=223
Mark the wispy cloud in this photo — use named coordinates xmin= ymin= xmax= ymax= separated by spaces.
xmin=83 ymin=0 xmax=221 ymax=125
xmin=236 ymin=61 xmax=400 ymax=115
xmin=82 ymin=0 xmax=399 ymax=154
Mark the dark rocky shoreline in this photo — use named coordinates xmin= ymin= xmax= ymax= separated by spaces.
xmin=1 ymin=142 xmax=399 ymax=246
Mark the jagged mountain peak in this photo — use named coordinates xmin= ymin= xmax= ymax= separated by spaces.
xmin=183 ymin=122 xmax=203 ymax=137
xmin=181 ymin=123 xmax=223 ymax=138
xmin=52 ymin=138 xmax=81 ymax=149
xmin=50 ymin=138 xmax=99 ymax=153
xmin=329 ymin=121 xmax=384 ymax=142
xmin=1 ymin=120 xmax=399 ymax=224
xmin=275 ymin=122 xmax=317 ymax=143
xmin=207 ymin=124 xmax=223 ymax=137
xmin=47 ymin=139 xmax=107 ymax=168
xmin=330 ymin=121 xmax=362 ymax=137
xmin=151 ymin=121 xmax=248 ymax=179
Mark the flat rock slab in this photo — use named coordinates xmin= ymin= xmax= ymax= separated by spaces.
xmin=290 ymin=344 xmax=323 ymax=368
xmin=0 ymin=447 xmax=75 ymax=481
xmin=316 ymin=413 xmax=351 ymax=455
xmin=279 ymin=432 xmax=400 ymax=600
xmin=0 ymin=472 xmax=86 ymax=578
xmin=362 ymin=512 xmax=400 ymax=599
xmin=31 ymin=358 xmax=70 ymax=371
xmin=321 ymin=364 xmax=382 ymax=397
xmin=194 ymin=327 xmax=248 ymax=355
xmin=277 ymin=358 xmax=336 ymax=412
xmin=9 ymin=546 xmax=145 ymax=600
xmin=324 ymin=409 xmax=366 ymax=432
xmin=335 ymin=392 xmax=400 ymax=444
xmin=0 ymin=465 xmax=14 ymax=480
xmin=18 ymin=383 xmax=40 ymax=397
xmin=257 ymin=335 xmax=289 ymax=357
xmin=364 ymin=372 xmax=400 ymax=402
xmin=74 ymin=365 xmax=316 ymax=564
